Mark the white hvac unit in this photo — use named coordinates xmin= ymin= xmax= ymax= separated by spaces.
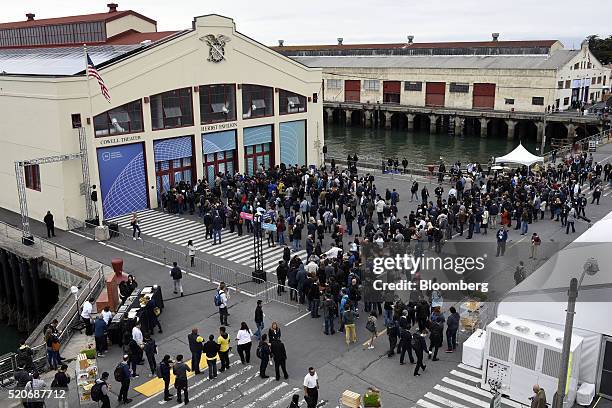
xmin=482 ymin=315 xmax=583 ymax=407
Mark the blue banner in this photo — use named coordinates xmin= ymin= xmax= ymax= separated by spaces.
xmin=203 ymin=130 xmax=236 ymax=154
xmin=97 ymin=143 xmax=148 ymax=219
xmin=280 ymin=120 xmax=306 ymax=166
xmin=262 ymin=222 xmax=277 ymax=231
xmin=153 ymin=136 xmax=193 ymax=162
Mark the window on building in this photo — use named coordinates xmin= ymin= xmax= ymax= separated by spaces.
xmin=532 ymin=97 xmax=544 ymax=105
xmin=592 ymin=77 xmax=597 ymax=85
xmin=150 ymin=88 xmax=194 ymax=130
xmin=363 ymin=80 xmax=380 ymax=91
xmin=587 ymin=62 xmax=592 ymax=69
xmin=94 ymin=99 xmax=144 ymax=137
xmin=242 ymin=84 xmax=273 ymax=119
xmin=449 ymin=83 xmax=469 ymax=93
xmin=565 ymin=80 xmax=571 ymax=89
xmin=604 ymin=76 xmax=607 ymax=86
xmin=505 ymin=98 xmax=515 ymax=105
xmin=279 ymin=89 xmax=307 ymax=115
xmin=71 ymin=113 xmax=82 ymax=129
xmin=564 ymin=97 xmax=570 ymax=105
xmin=404 ymin=81 xmax=422 ymax=91
xmin=557 ymin=81 xmax=564 ymax=89
xmin=327 ymin=79 xmax=342 ymax=89
xmin=24 ymin=164 xmax=40 ymax=191
xmin=199 ymin=84 xmax=236 ymax=124
xmin=597 ymin=76 xmax=602 ymax=84
xmin=244 ymin=143 xmax=272 ymax=175
xmin=574 ymin=63 xmax=580 ymax=70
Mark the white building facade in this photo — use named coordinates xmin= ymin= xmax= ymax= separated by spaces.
xmin=0 ymin=12 xmax=323 ymax=228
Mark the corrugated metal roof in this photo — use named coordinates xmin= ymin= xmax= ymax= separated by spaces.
xmin=272 ymin=40 xmax=559 ymax=52
xmin=0 ymin=45 xmax=141 ymax=75
xmin=291 ymin=50 xmax=580 ymax=70
xmin=0 ymin=10 xmax=156 ymax=29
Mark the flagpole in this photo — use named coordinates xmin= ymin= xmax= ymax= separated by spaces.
xmin=83 ymin=44 xmax=97 ymax=223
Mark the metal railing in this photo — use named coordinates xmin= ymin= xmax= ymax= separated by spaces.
xmin=0 ymin=220 xmax=108 ymax=382
xmin=543 ymin=129 xmax=612 ymax=163
xmin=65 ymin=217 xmax=302 ymax=313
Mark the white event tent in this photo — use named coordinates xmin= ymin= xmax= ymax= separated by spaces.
xmin=494 ymin=143 xmax=544 ymax=166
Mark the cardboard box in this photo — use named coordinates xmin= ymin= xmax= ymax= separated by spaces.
xmin=341 ymin=390 xmax=361 ymax=408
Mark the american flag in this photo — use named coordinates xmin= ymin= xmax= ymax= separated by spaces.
xmin=86 ymin=53 xmax=111 ymax=102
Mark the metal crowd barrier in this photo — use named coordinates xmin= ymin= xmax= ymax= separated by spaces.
xmin=0 ymin=220 xmax=108 ymax=382
xmin=65 ymin=217 xmax=302 ymax=313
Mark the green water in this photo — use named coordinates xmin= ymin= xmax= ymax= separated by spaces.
xmin=324 ymin=124 xmax=539 ymax=166
xmin=0 ymin=323 xmax=21 ymax=355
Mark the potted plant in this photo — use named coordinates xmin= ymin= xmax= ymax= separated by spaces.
xmin=363 ymin=387 xmax=382 ymax=407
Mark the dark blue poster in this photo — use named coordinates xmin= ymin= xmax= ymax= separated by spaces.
xmin=96 ymin=143 xmax=148 ymax=219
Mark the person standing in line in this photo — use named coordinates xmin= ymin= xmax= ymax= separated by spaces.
xmin=413 ymin=330 xmax=427 ymax=376
xmin=398 ymin=325 xmax=414 ymax=364
xmin=130 ymin=212 xmax=141 ymax=240
xmin=172 ymin=354 xmax=190 ymax=405
xmin=530 ymin=233 xmax=541 ymax=259
xmin=170 ymin=262 xmax=184 ymax=296
xmin=187 ymin=240 xmax=195 ymax=267
xmin=81 ymin=297 xmax=94 ymax=336
xmin=303 ymin=367 xmax=319 ymax=408
xmin=217 ymin=283 xmax=229 ymax=326
xmin=143 ymin=334 xmax=158 ymax=377
xmin=212 ymin=211 xmax=223 ymax=245
xmin=95 ymin=372 xmax=111 ymax=408
xmin=159 ymin=355 xmax=174 ymax=401
xmin=268 ymin=321 xmax=282 ymax=342
xmin=566 ymin=206 xmax=577 ymax=234
xmin=270 ymin=339 xmax=289 ymax=381
xmin=187 ymin=328 xmax=203 ymax=375
xmin=203 ymin=335 xmax=221 ymax=380
xmin=342 ymin=303 xmax=357 ymax=346
xmin=52 ymin=364 xmax=70 ymax=408
xmin=276 ymin=260 xmax=288 ymax=295
xmin=44 ymin=211 xmax=56 ymax=238
xmin=428 ymin=316 xmax=443 ymax=361
xmin=217 ymin=326 xmax=231 ymax=372
xmin=254 ymin=300 xmax=264 ymax=341
xmin=236 ymin=322 xmax=253 ymax=364
xmin=496 ymin=226 xmax=508 ymax=257
xmin=257 ymin=333 xmax=271 ymax=378
xmin=116 ymin=354 xmax=132 ymax=404
xmin=445 ymin=307 xmax=460 ymax=352
xmin=365 ymin=312 xmax=377 ymax=350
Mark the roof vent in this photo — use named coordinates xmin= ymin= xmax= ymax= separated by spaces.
xmin=492 ymin=32 xmax=500 ymax=42
xmin=407 ymin=35 xmax=414 ymax=44
xmin=107 ymin=3 xmax=119 ymax=13
xmin=337 ymin=37 xmax=343 ymax=46
xmin=278 ymin=40 xmax=284 ymax=47
xmin=140 ymin=39 xmax=152 ymax=46
xmin=25 ymin=13 xmax=35 ymax=21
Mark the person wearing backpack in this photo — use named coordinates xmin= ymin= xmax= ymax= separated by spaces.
xmin=115 ymin=354 xmax=132 ymax=404
xmin=170 ymin=262 xmax=184 ymax=296
xmin=52 ymin=364 xmax=71 ymax=408
xmin=157 ymin=355 xmax=173 ymax=401
xmin=90 ymin=371 xmax=111 ymax=407
xmin=257 ymin=333 xmax=271 ymax=378
xmin=412 ymin=330 xmax=427 ymax=376
xmin=216 ymin=283 xmax=229 ymax=326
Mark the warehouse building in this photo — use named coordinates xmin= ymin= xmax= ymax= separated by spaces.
xmin=0 ymin=5 xmax=323 ymax=227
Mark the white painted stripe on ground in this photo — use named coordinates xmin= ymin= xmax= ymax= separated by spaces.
xmin=204 ymin=372 xmax=260 ymax=404
xmin=425 ymin=391 xmax=472 ymax=408
xmin=285 ymin=312 xmax=310 ymax=326
xmin=449 ymin=370 xmax=481 ymax=383
xmin=210 ymin=239 xmax=256 ymax=257
xmin=241 ymin=377 xmax=274 ymax=396
xmin=442 ymin=378 xmax=524 ymax=408
xmin=240 ymin=382 xmax=288 ymax=408
xmin=228 ymin=244 xmax=279 ymax=262
xmin=457 ymin=363 xmax=483 ymax=375
xmin=159 ymin=224 xmax=205 ymax=242
xmin=195 ymin=234 xmax=244 ymax=250
xmin=268 ymin=388 xmax=301 ymax=408
xmin=167 ymin=365 xmax=254 ymax=407
xmin=434 ymin=384 xmax=488 ymax=408
xmin=417 ymin=398 xmax=443 ymax=408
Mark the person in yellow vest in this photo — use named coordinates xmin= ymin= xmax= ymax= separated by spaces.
xmin=217 ymin=326 xmax=231 ymax=372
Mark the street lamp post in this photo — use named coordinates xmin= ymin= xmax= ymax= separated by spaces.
xmin=553 ymin=258 xmax=599 ymax=408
